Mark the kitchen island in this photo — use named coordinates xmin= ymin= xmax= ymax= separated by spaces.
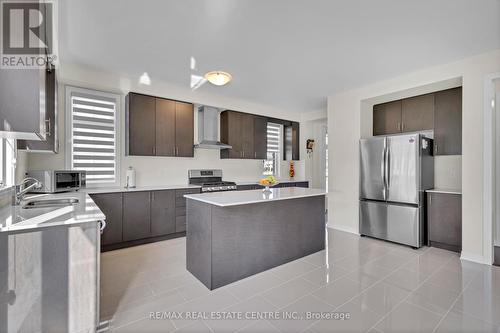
xmin=185 ymin=187 xmax=326 ymax=289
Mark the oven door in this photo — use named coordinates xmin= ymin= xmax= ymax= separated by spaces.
xmin=55 ymin=172 xmax=82 ymax=192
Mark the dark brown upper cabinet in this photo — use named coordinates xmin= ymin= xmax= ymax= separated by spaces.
xmin=18 ymin=67 xmax=59 ymax=153
xmin=241 ymin=113 xmax=255 ymax=159
xmin=175 ymin=101 xmax=195 ymax=157
xmin=220 ymin=111 xmax=272 ymax=160
xmin=127 ymin=93 xmax=156 ymax=156
xmin=373 ymin=100 xmax=402 ymax=136
xmin=253 ymin=116 xmax=268 ymax=159
xmin=401 ymin=93 xmax=434 ymax=132
xmin=155 ymin=98 xmax=176 ymax=156
xmin=220 ymin=111 xmax=243 ymax=158
xmin=434 ymin=87 xmax=462 ymax=155
xmin=126 ymin=92 xmax=194 ymax=157
xmin=373 ymin=87 xmax=462 ymax=156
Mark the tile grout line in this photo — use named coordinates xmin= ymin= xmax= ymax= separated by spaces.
xmin=364 ymin=253 xmax=461 ymax=333
xmin=430 ymin=268 xmax=488 ymax=333
xmin=105 ymin=236 xmax=436 ymax=332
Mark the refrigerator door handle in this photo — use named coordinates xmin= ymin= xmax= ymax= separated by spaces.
xmin=382 ymin=138 xmax=387 ymax=200
xmin=386 ymin=145 xmax=391 ymax=189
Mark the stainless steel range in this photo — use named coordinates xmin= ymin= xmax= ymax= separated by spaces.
xmin=188 ymin=169 xmax=237 ymax=192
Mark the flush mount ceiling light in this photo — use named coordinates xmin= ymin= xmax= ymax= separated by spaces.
xmin=204 ymin=71 xmax=232 ymax=86
xmin=139 ymin=72 xmax=151 ymax=85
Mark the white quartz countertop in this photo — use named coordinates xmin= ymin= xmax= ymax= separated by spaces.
xmin=83 ymin=184 xmax=201 ymax=194
xmin=235 ymin=178 xmax=308 ymax=186
xmin=82 ymin=179 xmax=308 ymax=194
xmin=0 ymin=192 xmax=105 ymax=233
xmin=184 ymin=187 xmax=326 ymax=207
xmin=425 ymin=188 xmax=462 ymax=195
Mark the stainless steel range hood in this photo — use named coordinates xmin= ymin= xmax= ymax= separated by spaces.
xmin=194 ymin=105 xmax=232 ymax=149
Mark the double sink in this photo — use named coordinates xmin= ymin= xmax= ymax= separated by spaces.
xmin=22 ymin=197 xmax=79 ymax=209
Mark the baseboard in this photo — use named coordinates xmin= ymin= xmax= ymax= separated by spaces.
xmin=101 ymin=232 xmax=186 ymax=252
xmin=328 ymin=223 xmax=359 ymax=235
xmin=460 ymin=251 xmax=488 ymax=265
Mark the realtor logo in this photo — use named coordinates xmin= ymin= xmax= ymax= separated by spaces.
xmin=1 ymin=0 xmax=57 ymax=68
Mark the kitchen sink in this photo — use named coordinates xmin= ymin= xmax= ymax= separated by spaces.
xmin=22 ymin=198 xmax=79 ymax=209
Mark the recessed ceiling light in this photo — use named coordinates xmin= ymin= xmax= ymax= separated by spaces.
xmin=204 ymin=71 xmax=232 ymax=86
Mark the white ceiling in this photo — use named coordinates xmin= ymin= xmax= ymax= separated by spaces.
xmin=59 ymin=0 xmax=500 ymax=113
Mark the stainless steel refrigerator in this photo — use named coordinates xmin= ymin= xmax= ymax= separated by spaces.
xmin=359 ymin=133 xmax=434 ymax=248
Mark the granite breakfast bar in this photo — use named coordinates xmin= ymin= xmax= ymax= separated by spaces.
xmin=185 ymin=187 xmax=326 ymax=290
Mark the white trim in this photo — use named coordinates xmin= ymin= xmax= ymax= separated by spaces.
xmin=483 ymin=72 xmax=500 ymax=265
xmin=328 ymin=223 xmax=359 ymax=235
xmin=460 ymin=251 xmax=488 ymax=265
xmin=65 ymin=85 xmax=121 ymax=188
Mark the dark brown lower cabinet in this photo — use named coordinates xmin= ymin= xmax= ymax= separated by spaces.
xmin=494 ymin=246 xmax=500 ymax=267
xmin=90 ymin=193 xmax=123 ymax=246
xmin=122 ymin=192 xmax=151 ymax=242
xmin=427 ymin=191 xmax=462 ymax=253
xmin=151 ymin=190 xmax=176 ymax=237
xmin=175 ymin=188 xmax=200 ymax=232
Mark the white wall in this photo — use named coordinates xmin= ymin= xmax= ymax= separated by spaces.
xmin=495 ymin=79 xmax=500 ymax=246
xmin=300 ymin=118 xmax=328 ymax=189
xmin=327 ymin=49 xmax=500 ymax=263
xmin=25 ymin=63 xmax=312 ymax=186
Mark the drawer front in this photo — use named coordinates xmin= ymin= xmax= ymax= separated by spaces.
xmin=360 ymin=200 xmax=421 ymax=247
xmin=176 ymin=188 xmax=201 ymax=207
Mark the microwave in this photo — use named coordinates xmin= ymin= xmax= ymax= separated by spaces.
xmin=26 ymin=170 xmax=87 ymax=193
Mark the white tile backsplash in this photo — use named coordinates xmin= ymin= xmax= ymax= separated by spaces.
xmin=434 ymin=155 xmax=462 ymax=190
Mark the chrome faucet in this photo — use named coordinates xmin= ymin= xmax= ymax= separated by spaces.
xmin=12 ymin=177 xmax=42 ymax=206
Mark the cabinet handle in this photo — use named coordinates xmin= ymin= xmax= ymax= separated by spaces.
xmin=254 ymin=151 xmax=256 ymax=159
xmin=99 ymin=220 xmax=107 ymax=233
xmin=45 ymin=118 xmax=51 ymax=136
xmin=152 ymin=192 xmax=154 ymax=200
xmin=435 ymin=144 xmax=438 ymax=154
xmin=176 ymin=147 xmax=179 ymax=156
xmin=153 ymin=146 xmax=156 ymax=155
xmin=401 ymin=123 xmax=405 ymax=131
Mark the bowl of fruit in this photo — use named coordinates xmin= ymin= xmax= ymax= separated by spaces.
xmin=259 ymin=176 xmax=279 ymax=193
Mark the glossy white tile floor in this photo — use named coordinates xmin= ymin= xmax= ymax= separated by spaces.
xmin=100 ymin=229 xmax=500 ymax=332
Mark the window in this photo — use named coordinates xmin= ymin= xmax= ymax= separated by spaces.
xmin=66 ymin=86 xmax=120 ymax=187
xmin=264 ymin=122 xmax=283 ymax=176
xmin=0 ymin=138 xmax=16 ymax=188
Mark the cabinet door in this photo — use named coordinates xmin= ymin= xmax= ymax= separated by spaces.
xmin=90 ymin=193 xmax=123 ymax=246
xmin=155 ymin=98 xmax=176 ymax=156
xmin=220 ymin=111 xmax=243 ymax=158
xmin=18 ymin=68 xmax=58 ymax=152
xmin=127 ymin=93 xmax=156 ymax=155
xmin=373 ymin=100 xmax=402 ymax=135
xmin=291 ymin=122 xmax=300 ymax=160
xmin=122 ymin=192 xmax=151 ymax=241
xmin=428 ymin=192 xmax=462 ymax=252
xmin=175 ymin=101 xmax=194 ymax=157
xmin=241 ymin=113 xmax=254 ymax=159
xmin=151 ymin=190 xmax=176 ymax=237
xmin=0 ymin=68 xmax=46 ymax=139
xmin=434 ymin=87 xmax=462 ymax=155
xmin=253 ymin=116 xmax=267 ymax=159
xmin=401 ymin=93 xmax=434 ymax=132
